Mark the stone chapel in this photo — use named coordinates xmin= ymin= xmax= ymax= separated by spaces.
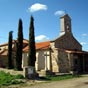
xmin=0 ymin=14 xmax=88 ymax=74
xmin=23 ymin=14 xmax=88 ymax=74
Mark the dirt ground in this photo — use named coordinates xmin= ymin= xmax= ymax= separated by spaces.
xmin=6 ymin=75 xmax=88 ymax=88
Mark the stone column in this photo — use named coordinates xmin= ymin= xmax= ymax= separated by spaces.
xmin=68 ymin=53 xmax=74 ymax=74
xmin=68 ymin=53 xmax=71 ymax=71
xmin=45 ymin=54 xmax=48 ymax=71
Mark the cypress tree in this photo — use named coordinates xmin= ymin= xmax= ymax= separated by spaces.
xmin=15 ymin=19 xmax=23 ymax=70
xmin=7 ymin=31 xmax=13 ymax=69
xmin=28 ymin=16 xmax=36 ymax=66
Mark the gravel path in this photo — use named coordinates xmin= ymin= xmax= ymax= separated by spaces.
xmin=20 ymin=76 xmax=88 ymax=88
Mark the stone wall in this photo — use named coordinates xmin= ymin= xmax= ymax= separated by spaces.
xmin=51 ymin=49 xmax=59 ymax=72
xmin=54 ymin=33 xmax=82 ymax=50
xmin=0 ymin=55 xmax=8 ymax=67
xmin=0 ymin=68 xmax=23 ymax=75
xmin=36 ymin=50 xmax=51 ymax=71
xmin=22 ymin=53 xmax=28 ymax=68
xmin=51 ymin=48 xmax=73 ymax=73
xmin=36 ymin=50 xmax=45 ymax=71
xmin=58 ymin=50 xmax=70 ymax=73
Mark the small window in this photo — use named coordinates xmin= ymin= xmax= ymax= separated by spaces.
xmin=67 ymin=25 xmax=70 ymax=31
xmin=74 ymin=59 xmax=78 ymax=65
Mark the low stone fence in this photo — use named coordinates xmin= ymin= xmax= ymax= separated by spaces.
xmin=0 ymin=68 xmax=23 ymax=75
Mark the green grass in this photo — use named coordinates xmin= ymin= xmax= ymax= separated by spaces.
xmin=40 ymin=74 xmax=81 ymax=81
xmin=0 ymin=71 xmax=82 ymax=86
xmin=0 ymin=71 xmax=24 ymax=86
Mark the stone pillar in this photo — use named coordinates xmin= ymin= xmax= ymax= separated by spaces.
xmin=35 ymin=53 xmax=38 ymax=71
xmin=68 ymin=53 xmax=74 ymax=74
xmin=45 ymin=55 xmax=47 ymax=71
xmin=68 ymin=53 xmax=72 ymax=72
xmin=44 ymin=52 xmax=48 ymax=71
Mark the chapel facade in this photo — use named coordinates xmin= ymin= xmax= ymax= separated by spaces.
xmin=23 ymin=14 xmax=88 ymax=74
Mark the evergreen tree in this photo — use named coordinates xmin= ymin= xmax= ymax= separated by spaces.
xmin=28 ymin=16 xmax=36 ymax=66
xmin=15 ymin=19 xmax=23 ymax=70
xmin=7 ymin=31 xmax=13 ymax=69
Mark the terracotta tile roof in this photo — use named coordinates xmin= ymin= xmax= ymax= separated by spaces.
xmin=23 ymin=41 xmax=50 ymax=52
xmin=65 ymin=50 xmax=88 ymax=54
xmin=0 ymin=39 xmax=28 ymax=52
xmin=53 ymin=48 xmax=88 ymax=54
xmin=23 ymin=39 xmax=29 ymax=43
xmin=36 ymin=41 xmax=50 ymax=50
xmin=0 ymin=49 xmax=8 ymax=56
xmin=12 ymin=39 xmax=28 ymax=51
xmin=0 ymin=39 xmax=28 ymax=47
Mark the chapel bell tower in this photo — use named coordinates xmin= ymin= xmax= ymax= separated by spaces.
xmin=60 ymin=14 xmax=72 ymax=35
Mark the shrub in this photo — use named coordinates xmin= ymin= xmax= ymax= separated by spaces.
xmin=15 ymin=74 xmax=24 ymax=79
xmin=0 ymin=71 xmax=24 ymax=86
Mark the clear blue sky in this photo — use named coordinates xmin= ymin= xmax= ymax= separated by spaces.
xmin=0 ymin=0 xmax=88 ymax=51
